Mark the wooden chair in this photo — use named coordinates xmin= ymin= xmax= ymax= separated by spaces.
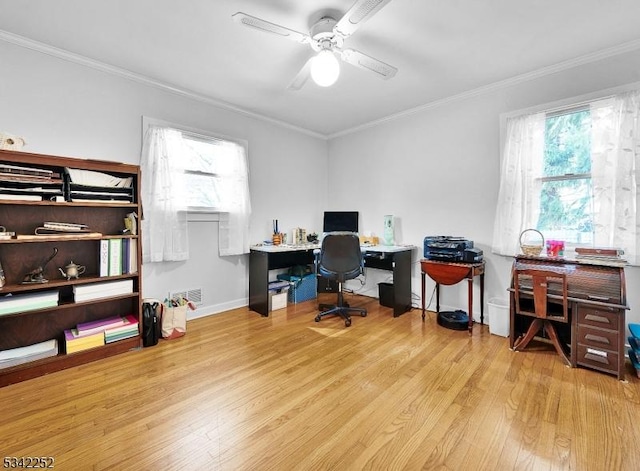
xmin=512 ymin=268 xmax=571 ymax=366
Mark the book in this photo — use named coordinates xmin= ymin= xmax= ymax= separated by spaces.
xmin=104 ymin=315 xmax=139 ymax=343
xmin=128 ymin=240 xmax=138 ymax=274
xmin=64 ymin=329 xmax=104 ymax=353
xmin=99 ymin=239 xmax=109 ymax=277
xmin=77 ymin=315 xmax=126 ymax=335
xmin=43 ymin=221 xmax=89 ymax=230
xmin=73 ymin=279 xmax=134 ymax=302
xmin=0 ymin=194 xmax=42 ymax=201
xmin=0 ymin=163 xmax=53 ymax=178
xmin=575 ymin=247 xmax=624 ymax=257
xmin=122 ymin=238 xmax=130 ymax=274
xmin=0 ymin=291 xmax=59 ymax=316
xmin=0 ymin=339 xmax=58 ymax=369
xmin=575 ymin=254 xmax=628 ymax=266
xmin=108 ymin=238 xmax=122 ymax=276
xmin=73 ymin=279 xmax=133 ymax=296
xmin=104 ymin=314 xmax=138 ymax=334
xmin=105 ymin=330 xmax=139 ymax=343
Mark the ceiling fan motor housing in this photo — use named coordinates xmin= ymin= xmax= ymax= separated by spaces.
xmin=310 ymin=17 xmax=343 ymax=51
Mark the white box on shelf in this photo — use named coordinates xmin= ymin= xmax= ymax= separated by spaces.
xmin=269 ymin=291 xmax=288 ymax=311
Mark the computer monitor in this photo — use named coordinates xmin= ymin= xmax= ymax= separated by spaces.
xmin=323 ymin=211 xmax=359 ymax=233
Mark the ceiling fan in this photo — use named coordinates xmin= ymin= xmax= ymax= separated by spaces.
xmin=232 ymin=0 xmax=398 ymax=90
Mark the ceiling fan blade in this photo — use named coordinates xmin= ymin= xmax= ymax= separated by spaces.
xmin=334 ymin=0 xmax=393 ymax=38
xmin=287 ymin=58 xmax=313 ymax=91
xmin=232 ymin=12 xmax=310 ymax=44
xmin=340 ymin=48 xmax=397 ymax=79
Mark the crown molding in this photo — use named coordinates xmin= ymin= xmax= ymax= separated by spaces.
xmin=2 ymin=29 xmax=640 ymax=142
xmin=0 ymin=30 xmax=327 ymax=140
xmin=328 ymin=38 xmax=640 ymax=139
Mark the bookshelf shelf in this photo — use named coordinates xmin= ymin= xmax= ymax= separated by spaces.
xmin=0 ymin=149 xmax=143 ymax=387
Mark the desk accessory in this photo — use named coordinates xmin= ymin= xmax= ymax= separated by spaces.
xmin=383 ymin=215 xmax=394 ymax=245
xmin=519 ymin=229 xmax=544 ymax=256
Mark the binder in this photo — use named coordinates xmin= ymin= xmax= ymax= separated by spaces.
xmin=108 ymin=239 xmax=122 ymax=276
xmin=99 ymin=239 xmax=109 ymax=277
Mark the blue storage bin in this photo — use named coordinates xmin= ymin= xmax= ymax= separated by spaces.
xmin=277 ymin=273 xmax=317 ymax=303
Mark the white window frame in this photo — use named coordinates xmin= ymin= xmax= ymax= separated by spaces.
xmin=536 ymin=105 xmax=593 ymax=246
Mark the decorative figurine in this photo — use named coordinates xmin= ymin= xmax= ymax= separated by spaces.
xmin=58 ymin=261 xmax=86 ymax=280
xmin=22 ymin=247 xmax=58 ymax=284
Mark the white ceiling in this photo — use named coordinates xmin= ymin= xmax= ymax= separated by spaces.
xmin=1 ymin=0 xmax=640 ymax=137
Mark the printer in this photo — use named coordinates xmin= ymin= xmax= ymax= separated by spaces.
xmin=423 ymin=236 xmax=483 ymax=263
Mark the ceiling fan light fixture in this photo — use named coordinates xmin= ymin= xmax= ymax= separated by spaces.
xmin=310 ymin=50 xmax=340 ymax=87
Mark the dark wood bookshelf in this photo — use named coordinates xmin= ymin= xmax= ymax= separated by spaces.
xmin=0 ymin=149 xmax=143 ymax=387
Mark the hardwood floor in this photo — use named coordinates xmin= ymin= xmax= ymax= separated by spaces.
xmin=2 ymin=294 xmax=639 ymax=470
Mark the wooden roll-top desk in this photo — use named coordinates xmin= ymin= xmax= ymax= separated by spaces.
xmin=510 ymin=254 xmax=628 ymax=379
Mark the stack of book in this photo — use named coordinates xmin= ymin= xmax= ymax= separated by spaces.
xmin=0 ymin=163 xmax=64 ymax=202
xmin=99 ymin=238 xmax=138 ymax=277
xmin=104 ymin=314 xmax=139 ymax=343
xmin=73 ymin=279 xmax=134 ymax=302
xmin=64 ymin=328 xmax=105 ymax=354
xmin=64 ymin=314 xmax=139 ymax=353
xmin=0 ymin=291 xmax=59 ymax=316
xmin=574 ymin=247 xmax=627 ymax=266
xmin=0 ymin=339 xmax=58 ymax=369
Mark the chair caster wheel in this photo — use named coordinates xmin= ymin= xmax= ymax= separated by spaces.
xmin=361 ymin=312 xmax=367 ymax=317
xmin=345 ymin=319 xmax=352 ymax=327
xmin=314 ymin=316 xmax=321 ymax=322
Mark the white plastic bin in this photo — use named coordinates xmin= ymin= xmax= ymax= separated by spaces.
xmin=488 ymin=297 xmax=509 ymax=337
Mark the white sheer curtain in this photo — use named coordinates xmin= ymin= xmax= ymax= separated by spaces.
xmin=140 ymin=126 xmax=189 ymax=262
xmin=217 ymin=140 xmax=251 ymax=256
xmin=492 ymin=89 xmax=640 ymax=261
xmin=590 ymin=90 xmax=640 ymax=261
xmin=492 ymin=112 xmax=546 ymax=255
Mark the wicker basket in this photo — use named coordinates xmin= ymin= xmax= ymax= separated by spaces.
xmin=519 ymin=229 xmax=544 ymax=256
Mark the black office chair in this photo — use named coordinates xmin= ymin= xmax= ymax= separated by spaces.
xmin=315 ymin=232 xmax=367 ymax=327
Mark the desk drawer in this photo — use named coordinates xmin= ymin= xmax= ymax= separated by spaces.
xmin=576 ymin=344 xmax=619 ymax=373
xmin=577 ymin=306 xmax=620 ymax=330
xmin=577 ymin=325 xmax=619 ymax=351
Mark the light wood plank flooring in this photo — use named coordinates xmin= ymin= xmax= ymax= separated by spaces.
xmin=1 ymin=294 xmax=639 ymax=470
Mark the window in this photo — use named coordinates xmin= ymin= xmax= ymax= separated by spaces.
xmin=141 ymin=118 xmax=252 ymax=260
xmin=177 ymin=132 xmax=244 ymax=212
xmin=537 ymin=108 xmax=593 ymax=244
xmin=492 ymin=88 xmax=640 ymax=262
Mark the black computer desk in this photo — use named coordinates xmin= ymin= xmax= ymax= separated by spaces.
xmin=249 ymin=244 xmax=415 ymax=317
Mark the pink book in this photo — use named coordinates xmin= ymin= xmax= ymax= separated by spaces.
xmin=76 ymin=315 xmax=125 ymax=335
xmin=104 ymin=315 xmax=139 ymax=334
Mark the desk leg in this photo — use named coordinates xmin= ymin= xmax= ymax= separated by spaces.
xmin=392 ymin=250 xmax=412 ymax=317
xmin=435 ymin=283 xmax=440 ymax=314
xmin=249 ymin=251 xmax=269 ymax=317
xmin=467 ymin=277 xmax=473 ymax=334
xmin=421 ymin=271 xmax=426 ymax=321
xmin=480 ymin=272 xmax=485 ymax=325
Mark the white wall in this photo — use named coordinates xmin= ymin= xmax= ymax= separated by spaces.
xmin=3 ymin=37 xmax=639 ymax=328
xmin=329 ymin=48 xmax=640 ymax=328
xmin=0 ymin=40 xmax=329 ymax=317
